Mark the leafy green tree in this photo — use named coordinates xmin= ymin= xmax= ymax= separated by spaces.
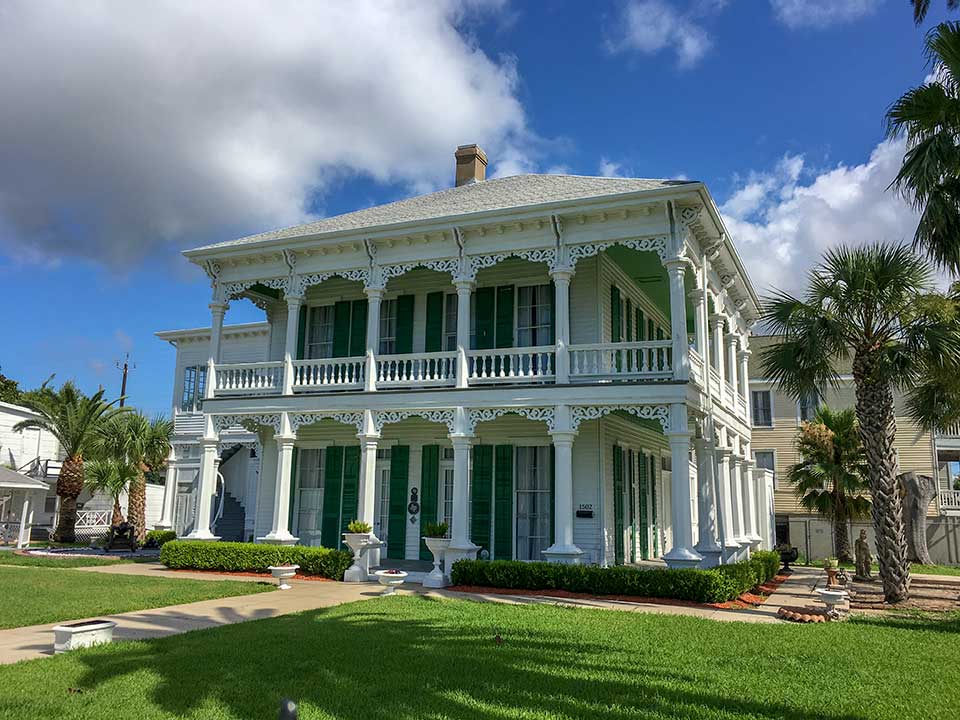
xmin=96 ymin=413 xmax=172 ymax=542
xmin=0 ymin=369 xmax=21 ymax=405
xmin=787 ymin=407 xmax=871 ymax=563
xmin=85 ymin=458 xmax=138 ymax=527
xmin=761 ymin=244 xmax=960 ymax=603
xmin=14 ymin=381 xmax=128 ymax=542
xmin=887 ymin=22 xmax=960 ymax=272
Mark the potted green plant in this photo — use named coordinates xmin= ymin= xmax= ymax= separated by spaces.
xmin=421 ymin=521 xmax=450 ymax=588
xmin=267 ymin=549 xmax=299 ymax=590
xmin=343 ymin=520 xmax=378 ymax=583
xmin=823 ymin=557 xmax=839 ymax=570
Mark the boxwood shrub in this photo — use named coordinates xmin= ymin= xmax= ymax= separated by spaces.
xmin=145 ymin=529 xmax=177 ymax=547
xmin=160 ymin=540 xmax=352 ymax=580
xmin=451 ymin=551 xmax=781 ymax=604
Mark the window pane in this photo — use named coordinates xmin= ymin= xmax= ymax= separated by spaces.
xmin=307 ymin=306 xmax=334 ymax=359
xmin=444 ymin=294 xmax=458 ymax=351
xmin=379 ymin=299 xmax=397 ymax=355
xmin=516 ymin=284 xmax=553 ymax=347
xmin=751 ymin=391 xmax=772 ymax=427
xmin=516 ymin=446 xmax=551 ymax=561
xmin=181 ymin=367 xmax=196 ymax=411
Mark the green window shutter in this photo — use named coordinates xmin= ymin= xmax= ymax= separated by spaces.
xmin=387 ymin=445 xmax=409 ymax=559
xmin=471 ymin=445 xmax=493 ymax=553
xmin=550 ymin=445 xmax=556 ymax=546
xmin=548 ymin=280 xmax=556 ymax=345
xmin=340 ymin=446 xmax=360 ymax=543
xmin=613 ymin=445 xmax=624 ymax=565
xmin=638 ymin=452 xmax=649 ymax=560
xmin=494 ymin=445 xmax=513 ymax=560
xmin=395 ymin=295 xmax=415 ymax=354
xmin=637 ymin=309 xmax=644 ymax=341
xmin=650 ymin=454 xmax=659 ymax=557
xmin=321 ymin=446 xmax=344 ymax=549
xmin=349 ymin=299 xmax=368 ymax=357
xmin=424 ymin=292 xmax=444 ymax=353
xmin=332 ymin=301 xmax=352 ymax=358
xmin=288 ymin=447 xmax=299 ymax=531
xmin=647 ymin=319 xmax=655 ymax=342
xmin=625 ymin=298 xmax=633 ymax=371
xmin=495 ymin=285 xmax=514 ymax=348
xmin=628 ymin=450 xmax=637 ymax=563
xmin=611 ymin=286 xmax=622 ymax=343
xmin=419 ymin=445 xmax=440 ymax=560
xmin=474 ymin=287 xmax=495 ymax=350
xmin=296 ymin=306 xmax=308 ymax=360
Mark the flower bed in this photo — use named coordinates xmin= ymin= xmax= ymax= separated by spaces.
xmin=160 ymin=540 xmax=352 ymax=580
xmin=450 ymin=551 xmax=780 ymax=604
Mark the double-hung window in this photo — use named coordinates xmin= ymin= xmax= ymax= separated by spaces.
xmin=754 ymin=450 xmax=776 ymax=488
xmin=443 ymin=294 xmax=458 ymax=351
xmin=515 ymin=446 xmax=551 ymax=561
xmin=180 ymin=365 xmax=207 ymax=412
xmin=751 ymin=390 xmax=773 ymax=427
xmin=379 ymin=299 xmax=398 ymax=355
xmin=516 ymin=284 xmax=553 ymax=347
xmin=306 ymin=306 xmax=335 ymax=359
xmin=798 ymin=391 xmax=820 ymax=423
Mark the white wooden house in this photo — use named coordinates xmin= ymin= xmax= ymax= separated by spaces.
xmin=155 ymin=145 xmax=773 ymax=569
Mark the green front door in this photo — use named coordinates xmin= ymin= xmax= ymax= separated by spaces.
xmin=613 ymin=445 xmax=625 ymax=565
xmin=387 ymin=446 xmax=409 ymax=559
xmin=320 ymin=446 xmax=360 ymax=550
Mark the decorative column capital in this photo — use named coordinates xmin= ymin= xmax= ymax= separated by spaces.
xmin=454 ymin=278 xmax=474 ymax=292
xmin=708 ymin=313 xmax=726 ymax=328
xmin=663 ymin=256 xmax=691 ymax=274
xmin=364 ymin=286 xmax=384 ymax=301
xmin=274 ymin=434 xmax=297 ymax=445
xmin=357 ymin=433 xmax=381 ymax=445
xmin=209 ymin=301 xmax=228 ymax=315
xmin=549 ymin=266 xmax=574 ymax=283
xmin=285 ymin=293 xmax=304 ymax=308
xmin=548 ymin=430 xmax=578 ymax=445
xmin=737 ymin=348 xmax=752 ymax=360
xmin=725 ymin=333 xmax=739 ymax=347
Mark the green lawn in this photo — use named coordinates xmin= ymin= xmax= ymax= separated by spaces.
xmin=1 ymin=596 xmax=957 ymax=720
xmin=0 ymin=566 xmax=272 ymax=629
xmin=798 ymin=558 xmax=960 ymax=577
xmin=0 ymin=553 xmax=135 ymax=569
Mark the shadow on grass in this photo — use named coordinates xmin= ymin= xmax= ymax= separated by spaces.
xmin=24 ymin=596 xmax=922 ymax=720
xmin=847 ymin=610 xmax=960 ymax=634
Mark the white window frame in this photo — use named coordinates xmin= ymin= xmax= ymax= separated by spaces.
xmin=516 ymin=284 xmax=553 ymax=348
xmin=797 ymin=390 xmax=820 ymax=424
xmin=378 ymin=299 xmax=398 ymax=355
xmin=514 ymin=445 xmax=551 ymax=562
xmin=180 ymin=365 xmax=207 ymax=413
xmin=751 ymin=389 xmax=774 ymax=428
xmin=443 ymin=294 xmax=458 ymax=352
xmin=293 ymin=448 xmax=325 ymax=546
xmin=753 ymin=449 xmax=777 ymax=489
xmin=305 ymin=305 xmax=335 ymax=360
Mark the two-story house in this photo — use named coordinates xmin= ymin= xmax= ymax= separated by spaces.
xmin=154 ymin=145 xmax=773 ymax=573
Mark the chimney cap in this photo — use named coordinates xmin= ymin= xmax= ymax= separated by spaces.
xmin=455 ymin=144 xmax=487 ymax=187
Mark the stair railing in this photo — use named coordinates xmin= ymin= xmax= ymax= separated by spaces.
xmin=211 ymin=471 xmax=226 ymax=533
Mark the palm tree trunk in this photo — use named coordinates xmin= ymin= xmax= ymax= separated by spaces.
xmin=834 ymin=514 xmax=853 ymax=563
xmin=111 ymin=498 xmax=124 ymax=526
xmin=128 ymin=469 xmax=147 ymax=543
xmin=853 ymin=351 xmax=910 ymax=603
xmin=53 ymin=454 xmax=85 ymax=543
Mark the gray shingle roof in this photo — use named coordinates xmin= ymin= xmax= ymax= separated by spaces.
xmin=196 ymin=174 xmax=694 ymax=251
xmin=0 ymin=466 xmax=49 ymax=490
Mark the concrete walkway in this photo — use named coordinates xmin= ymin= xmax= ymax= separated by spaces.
xmin=1 ymin=562 xmax=827 ymax=665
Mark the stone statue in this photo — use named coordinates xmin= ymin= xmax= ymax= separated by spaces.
xmin=899 ymin=471 xmax=937 ymax=565
xmin=854 ymin=529 xmax=872 ymax=581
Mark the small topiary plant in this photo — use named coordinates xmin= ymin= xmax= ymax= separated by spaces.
xmin=144 ymin=529 xmax=177 ymax=547
xmin=346 ymin=520 xmax=372 ymax=534
xmin=423 ymin=522 xmax=449 ymax=538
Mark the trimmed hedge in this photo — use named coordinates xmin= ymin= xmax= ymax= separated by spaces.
xmin=145 ymin=529 xmax=177 ymax=547
xmin=160 ymin=540 xmax=352 ymax=580
xmin=451 ymin=551 xmax=782 ymax=604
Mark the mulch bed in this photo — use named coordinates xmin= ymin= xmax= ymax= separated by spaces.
xmin=447 ymin=574 xmax=791 ymax=611
xmin=170 ymin=568 xmax=335 ymax=582
xmin=848 ymin=576 xmax=960 ymax=612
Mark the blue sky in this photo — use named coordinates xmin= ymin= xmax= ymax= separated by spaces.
xmin=0 ymin=0 xmax=944 ymax=414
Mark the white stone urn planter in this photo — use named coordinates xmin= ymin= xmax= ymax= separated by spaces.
xmin=267 ymin=564 xmax=299 ymax=590
xmin=814 ymin=587 xmax=849 ymax=618
xmin=422 ymin=536 xmax=451 ymax=588
xmin=343 ymin=532 xmax=377 ymax=583
xmin=53 ymin=620 xmax=116 ymax=653
xmin=374 ymin=569 xmax=408 ymax=595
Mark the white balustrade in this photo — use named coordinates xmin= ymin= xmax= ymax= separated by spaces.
xmin=214 ymin=362 xmax=284 ymax=395
xmin=709 ymin=367 xmax=723 ymax=397
xmin=937 ymin=422 xmax=960 ymax=439
xmin=75 ymin=510 xmax=110 ymax=528
xmin=736 ymin=393 xmax=748 ymax=418
xmin=292 ymin=357 xmax=365 ymax=390
xmin=468 ymin=346 xmax=556 ymax=382
xmin=689 ymin=348 xmax=704 ymax=386
xmin=569 ymin=341 xmax=672 ymax=379
xmin=939 ymin=490 xmax=960 ymax=511
xmin=377 ymin=352 xmax=457 ymax=387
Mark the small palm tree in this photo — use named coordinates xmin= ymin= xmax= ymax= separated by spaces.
xmin=13 ymin=381 xmax=128 ymax=542
xmin=912 ymin=1 xmax=960 ymax=24
xmin=762 ymin=243 xmax=960 ymax=603
xmin=97 ymin=413 xmax=172 ymax=542
xmin=85 ymin=458 xmax=138 ymax=526
xmin=787 ymin=407 xmax=871 ymax=563
xmin=887 ymin=22 xmax=960 ymax=272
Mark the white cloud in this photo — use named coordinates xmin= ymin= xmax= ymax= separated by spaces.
xmin=599 ymin=158 xmax=627 ymax=178
xmin=770 ymin=0 xmax=882 ymax=29
xmin=0 ymin=0 xmax=530 ymax=267
xmin=720 ymin=138 xmax=921 ymax=296
xmin=607 ymin=0 xmax=721 ymax=68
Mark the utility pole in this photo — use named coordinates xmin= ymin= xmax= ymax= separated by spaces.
xmin=116 ymin=353 xmax=135 ymax=406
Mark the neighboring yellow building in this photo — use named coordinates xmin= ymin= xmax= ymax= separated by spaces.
xmin=746 ymin=335 xmax=960 ymax=562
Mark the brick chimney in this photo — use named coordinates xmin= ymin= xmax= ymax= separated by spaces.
xmin=455 ymin=144 xmax=487 ymax=187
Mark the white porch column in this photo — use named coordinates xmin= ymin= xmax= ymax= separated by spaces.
xmin=729 ymin=448 xmax=749 ymax=552
xmin=663 ymin=403 xmax=702 ymax=568
xmin=454 ymin=279 xmax=473 ymax=389
xmin=688 ymin=286 xmax=708 ymax=384
xmin=446 ymin=408 xmax=478 ymax=564
xmin=16 ymin=493 xmax=32 ymax=548
xmin=156 ymin=448 xmax=178 ymax=530
xmin=709 ymin=313 xmax=725 ymax=400
xmin=550 ymin=268 xmax=573 ymax=383
xmin=693 ymin=437 xmax=722 ymax=567
xmin=186 ymin=431 xmax=220 ymax=541
xmin=282 ymin=293 xmax=304 ymax=395
xmin=714 ymin=443 xmax=739 ymax=563
xmin=738 ymin=347 xmax=752 ymax=421
xmin=742 ymin=455 xmax=761 ymax=546
xmin=364 ymin=287 xmax=383 ymax=392
xmin=205 ymin=301 xmax=227 ymax=399
xmin=260 ymin=414 xmax=298 ymax=545
xmin=355 ymin=409 xmax=381 ymax=570
xmin=725 ymin=333 xmax=739 ymax=399
xmin=664 ymin=260 xmax=690 ymax=381
xmin=543 ymin=405 xmax=582 ymax=563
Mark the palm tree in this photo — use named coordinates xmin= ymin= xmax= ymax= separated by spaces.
xmin=787 ymin=407 xmax=871 ymax=563
xmin=887 ymin=22 xmax=960 ymax=273
xmin=912 ymin=1 xmax=960 ymax=24
xmin=97 ymin=413 xmax=172 ymax=542
xmin=13 ymin=381 xmax=128 ymax=542
xmin=85 ymin=458 xmax=138 ymax=526
xmin=761 ymin=244 xmax=960 ymax=603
